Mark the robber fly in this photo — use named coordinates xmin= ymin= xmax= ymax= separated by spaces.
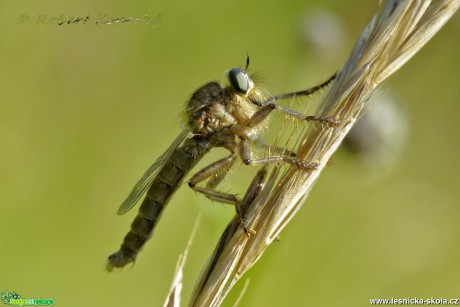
xmin=107 ymin=57 xmax=338 ymax=270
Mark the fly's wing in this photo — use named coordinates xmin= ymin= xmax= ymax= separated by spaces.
xmin=117 ymin=129 xmax=192 ymax=215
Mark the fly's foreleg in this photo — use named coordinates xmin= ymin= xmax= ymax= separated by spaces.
xmin=248 ymin=74 xmax=340 ymax=127
xmin=272 ymin=73 xmax=337 ymax=101
xmin=247 ymin=102 xmax=340 ymax=128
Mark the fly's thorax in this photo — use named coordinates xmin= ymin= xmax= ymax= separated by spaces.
xmin=226 ymin=86 xmax=270 ymax=141
xmin=189 ymin=102 xmax=239 ymax=135
xmin=209 ymin=103 xmax=238 ymax=130
xmin=189 ymin=82 xmax=224 ymax=107
xmin=229 ymin=124 xmax=259 ymax=141
xmin=185 ymin=70 xmax=269 ymax=138
xmin=211 ymin=127 xmax=238 ymax=149
xmin=186 ymin=81 xmax=225 ymax=133
xmin=186 ymin=81 xmax=238 ymax=135
xmin=226 ymin=93 xmax=256 ymax=123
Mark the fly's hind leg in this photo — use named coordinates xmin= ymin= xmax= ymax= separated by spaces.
xmin=236 ymin=166 xmax=268 ymax=236
xmin=187 ymin=153 xmax=265 ymax=235
xmin=188 ymin=154 xmax=239 ymax=204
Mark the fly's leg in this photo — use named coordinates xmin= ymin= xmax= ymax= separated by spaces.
xmin=188 ymin=154 xmax=266 ymax=235
xmin=248 ymin=74 xmax=340 ymax=128
xmin=271 ymin=73 xmax=337 ymax=101
xmin=188 ymin=154 xmax=239 ymax=204
xmin=194 ymin=167 xmax=268 ymax=291
xmin=239 ymin=139 xmax=319 ymax=170
xmin=236 ymin=166 xmax=267 ymax=236
xmin=247 ymin=100 xmax=340 ymax=128
xmin=253 ymin=140 xmax=297 ymax=158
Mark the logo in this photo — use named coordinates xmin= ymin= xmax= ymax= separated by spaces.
xmin=1 ymin=291 xmax=54 ymax=306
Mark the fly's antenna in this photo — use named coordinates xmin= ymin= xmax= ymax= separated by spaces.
xmin=245 ymin=53 xmax=250 ymax=71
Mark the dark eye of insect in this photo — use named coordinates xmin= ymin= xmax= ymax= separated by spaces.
xmin=228 ymin=68 xmax=249 ymax=94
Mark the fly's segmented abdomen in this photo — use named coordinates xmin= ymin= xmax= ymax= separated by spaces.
xmin=107 ymin=137 xmax=211 ymax=270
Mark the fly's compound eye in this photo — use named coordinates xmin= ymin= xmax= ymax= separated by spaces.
xmin=228 ymin=68 xmax=250 ymax=94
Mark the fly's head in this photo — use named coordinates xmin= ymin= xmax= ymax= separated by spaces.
xmin=227 ymin=58 xmax=268 ymax=107
xmin=228 ymin=68 xmax=255 ymax=97
xmin=226 ymin=65 xmax=268 ymax=131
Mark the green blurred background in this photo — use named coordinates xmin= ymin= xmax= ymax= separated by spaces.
xmin=1 ymin=0 xmax=459 ymax=306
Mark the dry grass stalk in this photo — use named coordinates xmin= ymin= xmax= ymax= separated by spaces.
xmin=164 ymin=215 xmax=201 ymax=307
xmin=189 ymin=1 xmax=459 ymax=306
